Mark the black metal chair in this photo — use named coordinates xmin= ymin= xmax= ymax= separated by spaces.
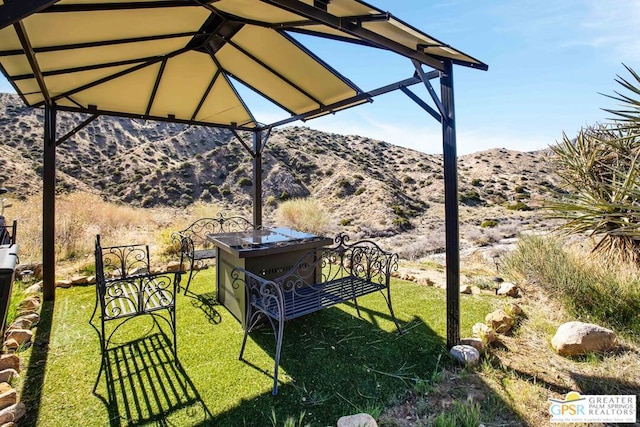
xmin=90 ymin=235 xmax=180 ymax=393
xmin=172 ymin=213 xmax=255 ymax=294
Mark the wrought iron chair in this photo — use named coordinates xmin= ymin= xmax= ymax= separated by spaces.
xmin=172 ymin=213 xmax=255 ymax=294
xmin=90 ymin=235 xmax=180 ymax=392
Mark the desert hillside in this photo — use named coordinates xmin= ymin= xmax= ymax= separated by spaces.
xmin=0 ymin=93 xmax=561 ymax=257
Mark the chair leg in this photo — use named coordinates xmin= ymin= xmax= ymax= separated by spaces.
xmin=92 ymin=320 xmax=107 ymax=393
xmin=272 ymin=318 xmax=284 ymax=395
xmin=183 ymin=267 xmax=195 ymax=294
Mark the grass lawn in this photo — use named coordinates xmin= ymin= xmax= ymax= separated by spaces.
xmin=17 ymin=269 xmax=499 ymax=426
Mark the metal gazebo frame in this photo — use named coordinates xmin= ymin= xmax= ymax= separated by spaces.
xmin=0 ymin=0 xmax=487 ymax=347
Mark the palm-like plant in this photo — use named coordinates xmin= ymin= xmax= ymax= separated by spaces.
xmin=548 ymin=66 xmax=640 ymax=263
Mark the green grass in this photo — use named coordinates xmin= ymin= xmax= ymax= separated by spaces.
xmin=17 ymin=270 xmax=498 ymax=426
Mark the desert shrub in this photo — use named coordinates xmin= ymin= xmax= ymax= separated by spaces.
xmin=237 ymin=177 xmax=252 ymax=187
xmin=459 ymin=190 xmax=482 ymax=206
xmin=402 ymin=176 xmax=415 ymax=184
xmin=501 ymin=234 xmax=640 ymax=336
xmin=266 ymin=195 xmax=277 ymax=206
xmin=221 ymin=188 xmax=231 ymax=196
xmin=10 ymin=192 xmax=182 ymax=264
xmin=505 ymin=201 xmax=532 ymax=211
xmin=480 ymin=219 xmax=498 ymax=228
xmin=354 ymin=187 xmax=365 ymax=196
xmin=279 ymin=191 xmax=291 ymax=201
xmin=471 ymin=178 xmax=482 ymax=187
xmin=339 ymin=218 xmax=353 ymax=227
xmin=275 ymin=198 xmax=328 ymax=235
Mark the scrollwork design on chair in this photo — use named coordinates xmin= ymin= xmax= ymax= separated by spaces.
xmin=90 ymin=235 xmax=180 ymax=394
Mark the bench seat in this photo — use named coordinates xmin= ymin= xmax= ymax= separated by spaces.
xmin=254 ymin=276 xmax=386 ymax=321
xmin=233 ymin=233 xmax=400 ymax=395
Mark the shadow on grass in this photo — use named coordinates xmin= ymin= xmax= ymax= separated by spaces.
xmin=209 ymin=299 xmax=449 ymax=425
xmin=94 ymin=331 xmax=213 ymax=426
xmin=19 ymin=299 xmax=54 ymax=426
xmin=186 ymin=291 xmax=222 ymax=325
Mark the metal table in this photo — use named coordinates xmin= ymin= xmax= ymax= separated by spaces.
xmin=207 ymin=227 xmax=332 ymax=327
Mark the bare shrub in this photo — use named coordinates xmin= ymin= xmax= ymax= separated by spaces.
xmin=10 ymin=192 xmax=187 ymax=263
xmin=275 ymin=197 xmax=328 ymax=235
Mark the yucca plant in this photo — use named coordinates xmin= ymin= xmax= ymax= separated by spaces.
xmin=547 ymin=65 xmax=640 ymax=263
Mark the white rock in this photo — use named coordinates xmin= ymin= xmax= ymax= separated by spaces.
xmin=551 ymin=321 xmax=616 ymax=356
xmin=497 ymin=282 xmax=518 ymax=297
xmin=337 ymin=413 xmax=378 ymax=427
xmin=460 ymin=338 xmax=485 ymax=353
xmin=449 ymin=345 xmax=480 ymax=366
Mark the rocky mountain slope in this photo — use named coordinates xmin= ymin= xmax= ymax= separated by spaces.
xmin=0 ymin=93 xmax=562 ymax=256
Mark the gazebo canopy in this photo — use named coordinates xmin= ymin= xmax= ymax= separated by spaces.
xmin=0 ymin=0 xmax=486 ymax=129
xmin=0 ymin=0 xmax=487 ymax=347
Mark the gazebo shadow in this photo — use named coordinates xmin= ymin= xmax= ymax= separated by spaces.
xmin=209 ymin=300 xmax=454 ymax=425
xmin=94 ymin=332 xmax=213 ymax=426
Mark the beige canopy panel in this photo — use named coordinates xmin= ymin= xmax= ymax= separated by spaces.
xmin=0 ymin=0 xmax=487 ymax=129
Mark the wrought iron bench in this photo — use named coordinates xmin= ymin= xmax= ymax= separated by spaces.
xmin=172 ymin=213 xmax=255 ymax=294
xmin=232 ymin=233 xmax=401 ymax=395
xmin=90 ymin=235 xmax=180 ymax=392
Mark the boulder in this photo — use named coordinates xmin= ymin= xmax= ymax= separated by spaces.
xmin=0 ymin=390 xmax=16 ymax=411
xmin=497 ymin=282 xmax=518 ymax=297
xmin=551 ymin=321 xmax=617 ymax=356
xmin=24 ymin=282 xmax=42 ymax=295
xmin=470 ymin=286 xmax=482 ymax=295
xmin=0 ymin=356 xmax=19 ymax=373
xmin=0 ymin=371 xmax=17 ymax=384
xmin=165 ymin=261 xmax=184 ymax=273
xmin=418 ymin=277 xmax=435 ymax=286
xmin=4 ymin=330 xmax=32 ymax=347
xmin=70 ymin=275 xmax=89 ymax=285
xmin=505 ymin=302 xmax=523 ymax=317
xmin=449 ymin=345 xmax=480 ymax=366
xmin=460 ymin=337 xmax=485 ymax=353
xmin=472 ymin=323 xmax=497 ymax=343
xmin=460 ymin=285 xmax=472 ymax=294
xmin=13 ymin=313 xmax=39 ymax=326
xmin=17 ymin=297 xmax=39 ymax=312
xmin=485 ymin=309 xmax=515 ymax=334
xmin=6 ymin=319 xmax=31 ymax=331
xmin=0 ymin=402 xmax=25 ymax=425
xmin=55 ymin=280 xmax=72 ymax=288
xmin=337 ymin=413 xmax=378 ymax=427
xmin=2 ymin=341 xmax=18 ymax=353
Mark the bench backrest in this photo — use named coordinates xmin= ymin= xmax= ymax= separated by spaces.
xmin=274 ymin=233 xmax=398 ymax=291
xmin=173 ymin=214 xmax=255 ymax=256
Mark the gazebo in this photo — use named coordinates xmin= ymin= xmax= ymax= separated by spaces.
xmin=0 ymin=0 xmax=487 ymax=347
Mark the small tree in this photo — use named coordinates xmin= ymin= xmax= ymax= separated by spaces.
xmin=548 ymin=65 xmax=640 ymax=263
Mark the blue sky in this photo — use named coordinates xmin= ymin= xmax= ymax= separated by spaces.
xmin=1 ymin=0 xmax=639 ymax=155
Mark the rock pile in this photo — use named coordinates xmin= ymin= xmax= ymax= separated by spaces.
xmin=0 ymin=278 xmax=43 ymax=425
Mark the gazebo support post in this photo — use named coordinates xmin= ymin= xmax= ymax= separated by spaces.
xmin=43 ymin=102 xmax=57 ymax=301
xmin=440 ymin=60 xmax=460 ymax=348
xmin=252 ymin=130 xmax=263 ymax=227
